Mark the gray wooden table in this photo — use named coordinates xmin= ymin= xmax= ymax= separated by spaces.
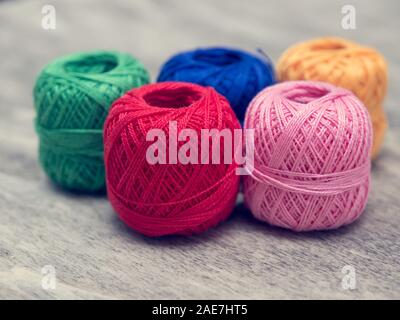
xmin=0 ymin=0 xmax=399 ymax=299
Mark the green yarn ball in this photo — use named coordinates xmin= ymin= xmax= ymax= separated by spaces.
xmin=34 ymin=51 xmax=150 ymax=192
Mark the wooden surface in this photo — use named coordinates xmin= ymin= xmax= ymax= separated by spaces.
xmin=0 ymin=0 xmax=399 ymax=299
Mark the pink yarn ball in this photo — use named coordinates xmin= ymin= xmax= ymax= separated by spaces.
xmin=243 ymin=81 xmax=372 ymax=231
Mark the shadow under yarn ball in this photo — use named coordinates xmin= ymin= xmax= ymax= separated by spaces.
xmin=243 ymin=81 xmax=372 ymax=231
xmin=104 ymin=82 xmax=241 ymax=237
xmin=157 ymin=47 xmax=276 ymax=122
xmin=34 ymin=51 xmax=150 ymax=192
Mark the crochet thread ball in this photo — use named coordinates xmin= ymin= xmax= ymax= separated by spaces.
xmin=277 ymin=37 xmax=388 ymax=158
xmin=243 ymin=81 xmax=372 ymax=231
xmin=34 ymin=51 xmax=150 ymax=192
xmin=104 ymin=82 xmax=241 ymax=237
xmin=157 ymin=47 xmax=276 ymax=122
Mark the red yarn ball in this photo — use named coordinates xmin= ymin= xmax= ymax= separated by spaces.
xmin=104 ymin=82 xmax=241 ymax=236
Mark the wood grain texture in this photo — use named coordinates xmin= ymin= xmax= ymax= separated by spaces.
xmin=0 ymin=0 xmax=399 ymax=299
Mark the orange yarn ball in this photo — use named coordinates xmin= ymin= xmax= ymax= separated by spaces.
xmin=277 ymin=37 xmax=388 ymax=158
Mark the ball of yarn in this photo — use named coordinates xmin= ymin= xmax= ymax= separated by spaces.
xmin=157 ymin=47 xmax=276 ymax=122
xmin=104 ymin=82 xmax=240 ymax=236
xmin=277 ymin=37 xmax=387 ymax=158
xmin=243 ymin=81 xmax=372 ymax=231
xmin=34 ymin=51 xmax=149 ymax=192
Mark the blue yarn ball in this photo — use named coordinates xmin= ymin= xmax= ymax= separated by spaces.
xmin=157 ymin=47 xmax=276 ymax=122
